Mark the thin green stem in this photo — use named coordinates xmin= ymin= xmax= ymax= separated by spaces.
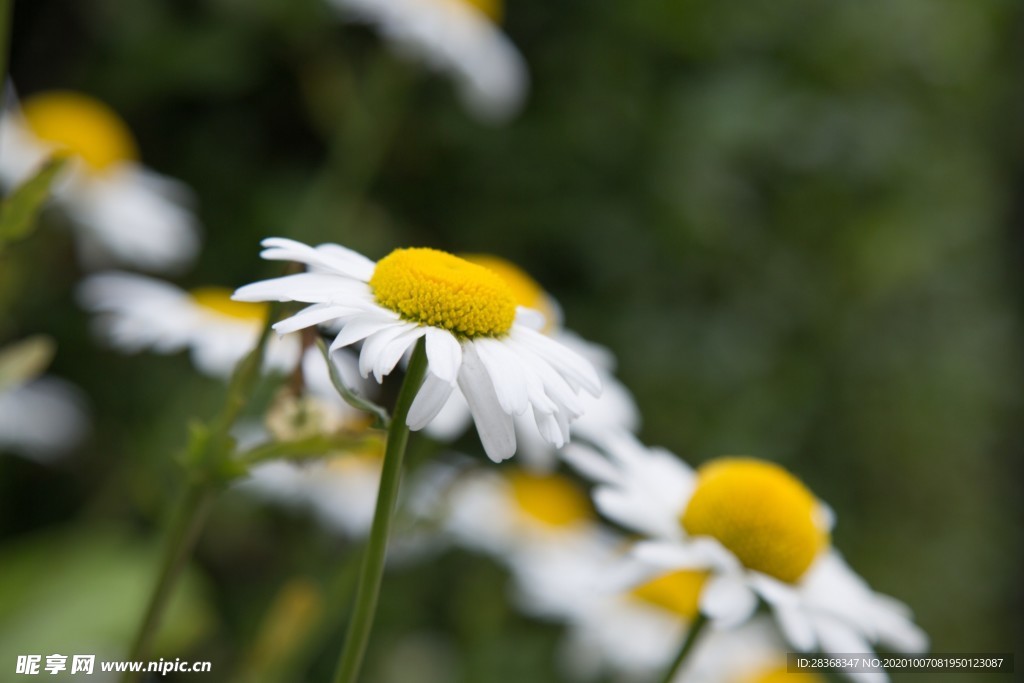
xmin=123 ymin=484 xmax=217 ymax=683
xmin=122 ymin=302 xmax=280 ymax=683
xmin=331 ymin=338 xmax=428 ymax=683
xmin=658 ymin=613 xmax=709 ymax=683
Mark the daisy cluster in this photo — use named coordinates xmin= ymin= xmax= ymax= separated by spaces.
xmin=226 ymin=239 xmax=927 ymax=682
xmin=2 ymin=4 xmax=932 ymax=680
xmin=1 ymin=0 xmax=527 ymax=461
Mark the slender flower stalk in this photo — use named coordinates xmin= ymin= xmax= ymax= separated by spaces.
xmin=658 ymin=612 xmax=708 ymax=683
xmin=122 ymin=304 xmax=280 ymax=683
xmin=123 ymin=484 xmax=217 ymax=680
xmin=331 ymin=338 xmax=428 ymax=683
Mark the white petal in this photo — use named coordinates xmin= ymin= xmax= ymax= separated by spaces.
xmin=360 ymin=323 xmax=418 ymax=381
xmin=560 ymin=442 xmax=622 ymax=485
xmin=373 ymin=327 xmax=426 ymax=382
xmin=71 ymin=168 xmax=199 ymax=273
xmin=407 ymin=373 xmax=457 ymax=430
xmin=273 ymin=303 xmax=352 ymax=335
xmin=330 ymin=314 xmax=401 ymax=351
xmin=473 ymin=338 xmax=529 ymax=416
xmin=700 ymin=575 xmax=758 ymax=627
xmin=511 ymin=326 xmax=601 ymax=395
xmin=233 ymin=273 xmax=367 ymax=304
xmin=774 ymin=604 xmax=818 ymax=652
xmin=259 ymin=237 xmax=376 ymax=281
xmin=424 ymin=328 xmax=462 ymax=383
xmin=457 ymin=344 xmax=515 ymax=461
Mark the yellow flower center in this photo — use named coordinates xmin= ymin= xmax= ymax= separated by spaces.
xmin=20 ymin=91 xmax=139 ymax=172
xmin=507 ymin=471 xmax=592 ymax=528
xmin=370 ymin=248 xmax=517 ymax=339
xmin=461 ymin=0 xmax=502 ymax=22
xmin=742 ymin=664 xmax=825 ymax=683
xmin=681 ymin=458 xmax=829 ymax=583
xmin=461 ymin=254 xmax=559 ymax=333
xmin=629 ymin=569 xmax=707 ymax=619
xmin=190 ymin=287 xmax=269 ymax=322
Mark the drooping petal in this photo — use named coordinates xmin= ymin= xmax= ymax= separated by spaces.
xmin=360 ymin=323 xmax=420 ymax=381
xmin=407 ymin=373 xmax=457 ymax=431
xmin=330 ymin=314 xmax=402 ymax=351
xmin=458 ymin=344 xmax=516 ymax=462
xmin=424 ymin=327 xmax=463 ymax=384
xmin=472 ymin=338 xmax=529 ymax=416
xmin=273 ymin=303 xmax=356 ymax=335
xmin=700 ymin=574 xmax=758 ymax=627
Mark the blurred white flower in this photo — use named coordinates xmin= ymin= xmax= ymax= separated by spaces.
xmin=239 ymin=348 xmax=385 ymax=538
xmin=0 ymin=91 xmax=200 ymax=272
xmin=424 ymin=254 xmax=640 ymax=471
xmin=327 ymin=0 xmax=528 ymax=121
xmin=564 ymin=432 xmax=927 ymax=683
xmin=0 ymin=376 xmax=88 ymax=462
xmin=234 ymin=239 xmax=601 ymax=462
xmin=78 ymin=271 xmax=299 ymax=379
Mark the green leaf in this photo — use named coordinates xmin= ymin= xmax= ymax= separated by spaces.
xmin=0 ymin=526 xmax=215 ymax=672
xmin=0 ymin=335 xmax=56 ymax=392
xmin=0 ymin=156 xmax=68 ymax=247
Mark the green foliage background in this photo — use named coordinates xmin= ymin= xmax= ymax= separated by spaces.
xmin=2 ymin=0 xmax=1022 ymax=681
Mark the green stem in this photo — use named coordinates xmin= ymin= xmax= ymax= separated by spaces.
xmin=122 ymin=484 xmax=217 ymax=683
xmin=122 ymin=303 xmax=280 ymax=682
xmin=331 ymin=338 xmax=428 ymax=683
xmin=658 ymin=613 xmax=709 ymax=683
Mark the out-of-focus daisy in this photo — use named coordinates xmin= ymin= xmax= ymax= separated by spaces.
xmin=564 ymin=432 xmax=927 ymax=682
xmin=437 ymin=462 xmax=688 ymax=676
xmin=0 ymin=91 xmax=200 ymax=272
xmin=0 ymin=376 xmax=88 ymax=462
xmin=425 ymin=254 xmax=639 ymax=471
xmin=327 ymin=0 xmax=528 ymax=121
xmin=240 ymin=348 xmax=386 ymax=538
xmin=78 ymin=271 xmax=299 ymax=378
xmin=443 ymin=464 xmax=596 ymax=556
xmin=233 ymin=238 xmax=601 ymax=462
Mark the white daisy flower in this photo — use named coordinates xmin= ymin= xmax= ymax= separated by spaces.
xmin=327 ymin=0 xmax=528 ymax=121
xmin=423 ymin=254 xmax=640 ymax=471
xmin=232 ymin=238 xmax=601 ymax=463
xmin=506 ymin=523 xmax=811 ymax=683
xmin=443 ymin=464 xmax=598 ymax=557
xmin=0 ymin=91 xmax=200 ymax=272
xmin=564 ymin=431 xmax=928 ymax=683
xmin=77 ymin=271 xmax=299 ymax=379
xmin=0 ymin=376 xmax=88 ymax=462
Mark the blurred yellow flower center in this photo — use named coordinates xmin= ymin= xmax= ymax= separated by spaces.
xmin=326 ymin=443 xmax=385 ymax=475
xmin=462 ymin=254 xmax=559 ymax=333
xmin=681 ymin=458 xmax=829 ymax=583
xmin=630 ymin=569 xmax=706 ymax=619
xmin=191 ymin=287 xmax=268 ymax=321
xmin=508 ymin=471 xmax=592 ymax=527
xmin=743 ymin=664 xmax=825 ymax=683
xmin=370 ymin=248 xmax=517 ymax=338
xmin=461 ymin=0 xmax=502 ymax=22
xmin=21 ymin=91 xmax=138 ymax=172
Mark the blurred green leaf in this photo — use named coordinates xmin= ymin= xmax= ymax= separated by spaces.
xmin=0 ymin=526 xmax=215 ymax=674
xmin=0 ymin=156 xmax=67 ymax=248
xmin=0 ymin=335 xmax=55 ymax=392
